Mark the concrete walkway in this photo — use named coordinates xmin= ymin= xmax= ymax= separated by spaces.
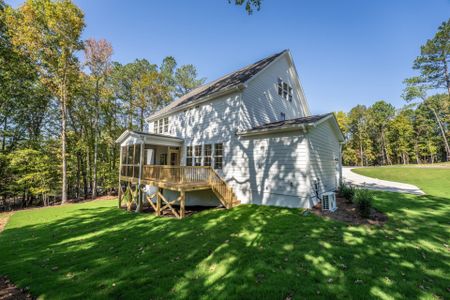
xmin=342 ymin=167 xmax=425 ymax=195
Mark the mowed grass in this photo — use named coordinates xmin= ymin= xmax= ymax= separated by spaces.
xmin=352 ymin=167 xmax=450 ymax=197
xmin=0 ymin=173 xmax=449 ymax=299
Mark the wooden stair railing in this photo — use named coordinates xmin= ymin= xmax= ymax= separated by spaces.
xmin=133 ymin=165 xmax=239 ymax=209
xmin=208 ymin=168 xmax=238 ymax=209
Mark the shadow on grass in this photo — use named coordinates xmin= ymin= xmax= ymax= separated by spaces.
xmin=0 ymin=192 xmax=449 ymax=299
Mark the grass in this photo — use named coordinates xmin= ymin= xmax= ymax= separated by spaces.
xmin=352 ymin=167 xmax=450 ymax=197
xmin=0 ymin=172 xmax=449 ymax=299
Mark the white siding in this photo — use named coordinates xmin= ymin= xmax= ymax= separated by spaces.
xmin=226 ymin=130 xmax=314 ymax=208
xmin=307 ymin=120 xmax=341 ymax=201
xmin=141 ymin=53 xmax=341 ymax=209
xmin=239 ymin=55 xmax=309 ymax=130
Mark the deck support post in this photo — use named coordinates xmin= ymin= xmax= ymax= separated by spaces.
xmin=180 ymin=190 xmax=185 ymax=219
xmin=118 ymin=146 xmax=123 ymax=208
xmin=135 ymin=142 xmax=145 ymax=213
xmin=156 ymin=188 xmax=161 ymax=216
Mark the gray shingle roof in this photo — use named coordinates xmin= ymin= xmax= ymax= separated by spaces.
xmin=249 ymin=113 xmax=333 ymax=131
xmin=148 ymin=50 xmax=288 ymax=120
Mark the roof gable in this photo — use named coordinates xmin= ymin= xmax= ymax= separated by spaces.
xmin=147 ymin=50 xmax=288 ymax=121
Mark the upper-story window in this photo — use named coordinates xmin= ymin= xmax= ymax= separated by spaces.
xmin=277 ymin=78 xmax=293 ymax=102
xmin=153 ymin=117 xmax=169 ymax=134
xmin=280 ymin=112 xmax=286 ymax=121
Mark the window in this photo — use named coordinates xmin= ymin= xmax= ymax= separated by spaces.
xmin=160 ymin=153 xmax=167 ymax=165
xmin=282 ymin=82 xmax=288 ymax=99
xmin=204 ymin=144 xmax=212 ymax=166
xmin=186 ymin=146 xmax=193 ymax=166
xmin=163 ymin=117 xmax=168 ymax=133
xmin=153 ymin=118 xmax=169 ymax=134
xmin=277 ymin=78 xmax=283 ymax=96
xmin=194 ymin=145 xmax=202 ymax=166
xmin=214 ymin=143 xmax=223 ymax=169
xmin=277 ymin=78 xmax=293 ymax=101
xmin=280 ymin=112 xmax=286 ymax=121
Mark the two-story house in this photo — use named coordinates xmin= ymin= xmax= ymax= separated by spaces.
xmin=116 ymin=50 xmax=344 ymax=217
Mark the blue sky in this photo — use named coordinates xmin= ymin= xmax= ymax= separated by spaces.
xmin=7 ymin=0 xmax=450 ymax=113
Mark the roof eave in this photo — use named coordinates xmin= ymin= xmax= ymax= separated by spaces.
xmin=237 ymin=123 xmax=308 ymax=137
xmin=146 ymin=84 xmax=246 ymax=122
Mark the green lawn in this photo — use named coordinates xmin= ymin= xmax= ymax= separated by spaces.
xmin=352 ymin=167 xmax=450 ymax=197
xmin=0 ymin=172 xmax=449 ymax=299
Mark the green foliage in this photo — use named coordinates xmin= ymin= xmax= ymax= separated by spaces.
xmin=353 ymin=188 xmax=373 ymax=218
xmin=339 ymin=182 xmax=355 ymax=203
xmin=229 ymin=0 xmax=261 ymax=14
xmin=1 ymin=172 xmax=449 ymax=299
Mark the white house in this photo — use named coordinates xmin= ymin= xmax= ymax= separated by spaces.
xmin=116 ymin=50 xmax=344 ymax=215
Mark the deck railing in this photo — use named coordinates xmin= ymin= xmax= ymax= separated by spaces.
xmin=121 ymin=165 xmax=236 ymax=208
xmin=141 ymin=165 xmax=211 ymax=184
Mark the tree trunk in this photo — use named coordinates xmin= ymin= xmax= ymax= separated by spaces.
xmin=92 ymin=79 xmax=100 ymax=199
xmin=430 ymin=108 xmax=450 ymax=161
xmin=81 ymin=154 xmax=88 ymax=199
xmin=1 ymin=116 xmax=6 ymax=151
xmin=76 ymin=151 xmax=81 ymax=199
xmin=60 ymin=91 xmax=68 ymax=204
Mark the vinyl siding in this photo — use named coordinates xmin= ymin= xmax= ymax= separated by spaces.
xmin=239 ymin=55 xmax=309 ymax=130
xmin=226 ymin=130 xmax=314 ymax=208
xmin=307 ymin=120 xmax=341 ymax=201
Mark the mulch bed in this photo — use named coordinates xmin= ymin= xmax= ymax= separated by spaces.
xmin=0 ymin=277 xmax=34 ymax=300
xmin=312 ymin=196 xmax=388 ymax=226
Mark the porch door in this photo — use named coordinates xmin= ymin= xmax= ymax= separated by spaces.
xmin=168 ymin=147 xmax=180 ymax=166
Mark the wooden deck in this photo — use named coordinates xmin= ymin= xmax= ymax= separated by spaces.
xmin=119 ymin=165 xmax=239 ymax=218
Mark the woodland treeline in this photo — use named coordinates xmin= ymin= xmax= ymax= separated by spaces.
xmin=0 ymin=0 xmax=205 ymax=207
xmin=0 ymin=0 xmax=448 ymax=208
xmin=337 ymin=20 xmax=449 ymax=166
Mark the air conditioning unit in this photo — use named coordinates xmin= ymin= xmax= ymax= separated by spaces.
xmin=321 ymin=192 xmax=337 ymax=212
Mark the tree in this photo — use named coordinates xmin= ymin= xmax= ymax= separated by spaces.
xmin=347 ymin=105 xmax=374 ymax=166
xmin=229 ymin=0 xmax=261 ymax=14
xmin=84 ymin=38 xmax=113 ymax=199
xmin=8 ymin=147 xmax=59 ymax=206
xmin=368 ymin=101 xmax=395 ymax=165
xmin=389 ymin=110 xmax=414 ymax=164
xmin=5 ymin=0 xmax=85 ymax=203
xmin=409 ymin=19 xmax=450 ymax=96
xmin=174 ymin=64 xmax=205 ymax=97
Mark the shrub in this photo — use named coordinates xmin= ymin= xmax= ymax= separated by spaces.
xmin=339 ymin=183 xmax=355 ymax=203
xmin=354 ymin=188 xmax=373 ymax=218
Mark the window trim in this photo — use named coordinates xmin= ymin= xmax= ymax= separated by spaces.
xmin=194 ymin=145 xmax=202 ymax=166
xmin=186 ymin=146 xmax=193 ymax=166
xmin=204 ymin=144 xmax=212 ymax=166
xmin=214 ymin=143 xmax=223 ymax=170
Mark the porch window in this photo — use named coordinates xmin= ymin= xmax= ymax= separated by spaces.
xmin=194 ymin=145 xmax=202 ymax=166
xmin=214 ymin=143 xmax=223 ymax=170
xmin=160 ymin=153 xmax=167 ymax=165
xmin=186 ymin=146 xmax=193 ymax=166
xmin=204 ymin=144 xmax=212 ymax=166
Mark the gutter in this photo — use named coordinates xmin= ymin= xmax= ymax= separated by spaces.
xmin=237 ymin=123 xmax=308 ymax=137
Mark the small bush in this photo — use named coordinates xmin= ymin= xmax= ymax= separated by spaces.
xmin=354 ymin=188 xmax=373 ymax=218
xmin=339 ymin=183 xmax=355 ymax=203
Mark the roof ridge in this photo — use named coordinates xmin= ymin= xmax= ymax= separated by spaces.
xmin=147 ymin=50 xmax=288 ymax=120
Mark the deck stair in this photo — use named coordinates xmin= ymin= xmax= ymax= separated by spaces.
xmin=119 ymin=165 xmax=240 ymax=217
